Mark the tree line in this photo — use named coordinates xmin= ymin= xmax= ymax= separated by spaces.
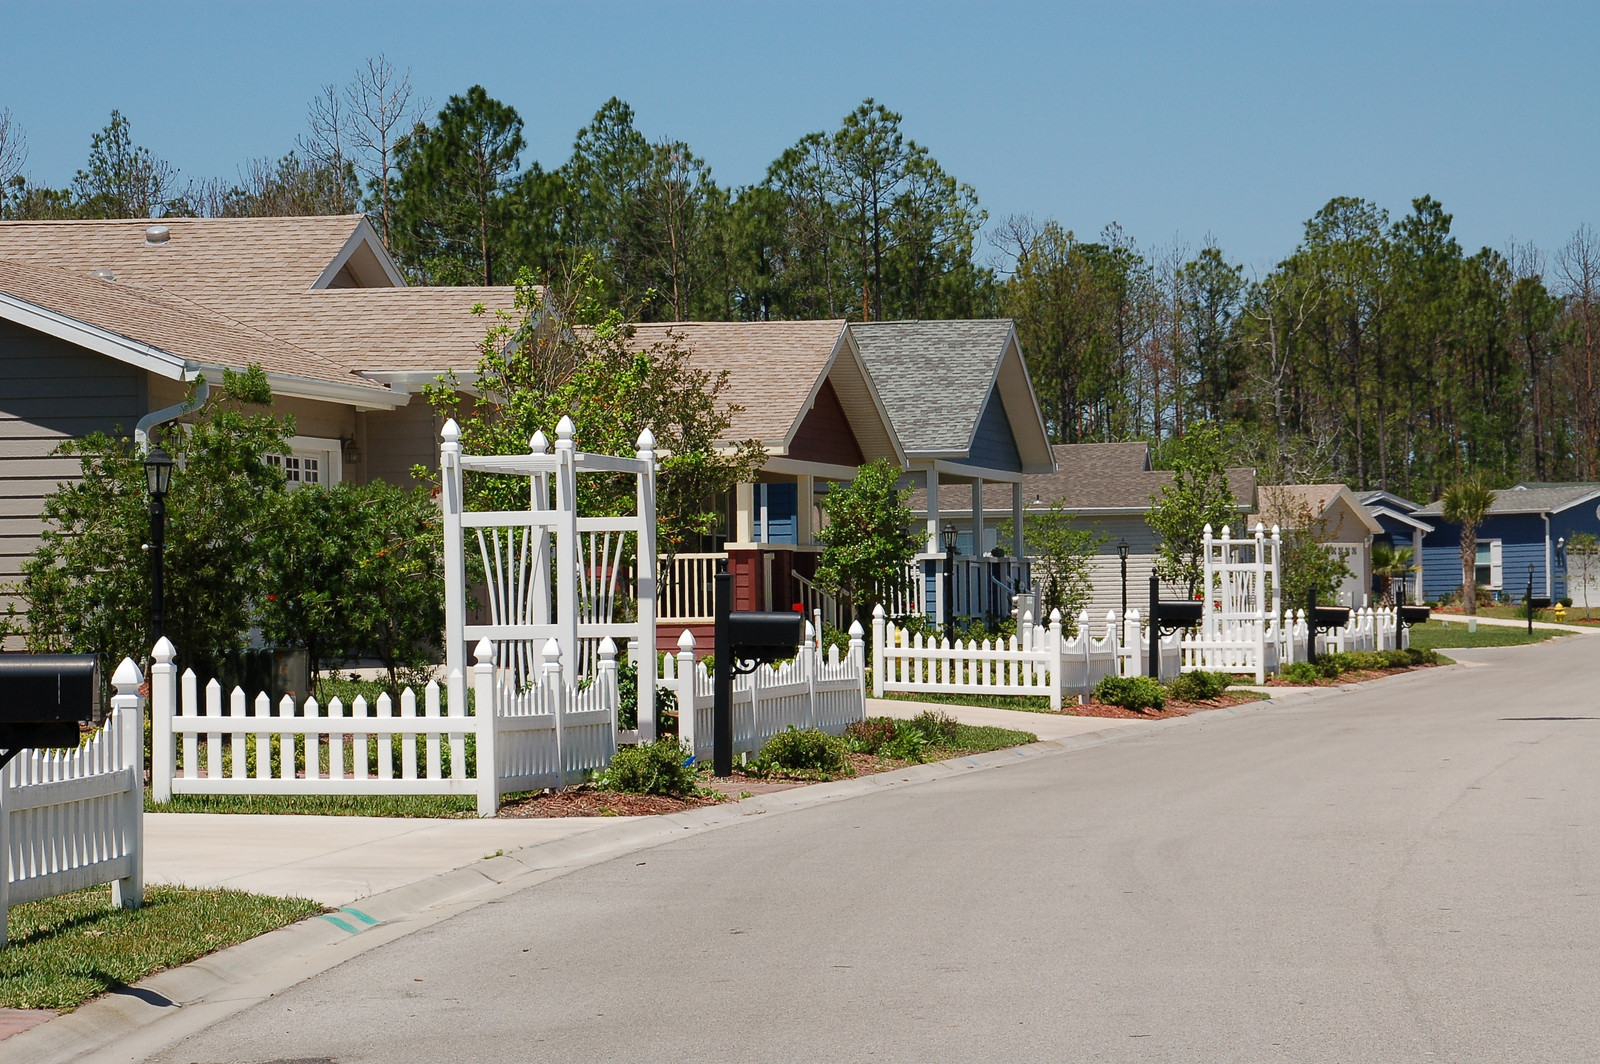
xmin=4 ymin=57 xmax=1598 ymax=497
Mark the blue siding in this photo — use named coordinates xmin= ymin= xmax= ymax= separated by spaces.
xmin=758 ymin=483 xmax=797 ymax=544
xmin=1552 ymin=497 xmax=1600 ymax=601
xmin=1421 ymin=511 xmax=1572 ymax=602
xmin=967 ymin=386 xmax=1023 ymax=472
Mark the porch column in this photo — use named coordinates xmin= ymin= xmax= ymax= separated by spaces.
xmin=971 ymin=477 xmax=984 ymax=555
xmin=1413 ymin=527 xmax=1424 ymax=602
xmin=925 ymin=467 xmax=941 ymax=554
xmin=1012 ymin=481 xmax=1025 ymax=559
xmin=796 ymin=473 xmax=814 ymax=545
xmin=735 ymin=482 xmax=755 ymax=543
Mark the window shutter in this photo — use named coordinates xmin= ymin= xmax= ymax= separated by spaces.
xmin=1489 ymin=540 xmax=1503 ymax=589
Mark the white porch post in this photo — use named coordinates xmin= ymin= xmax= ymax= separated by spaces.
xmin=735 ymin=482 xmax=755 ymax=543
xmin=1413 ymin=527 xmax=1424 ymax=601
xmin=926 ymin=467 xmax=943 ymax=625
xmin=796 ymin=473 xmax=814 ymax=545
xmin=1011 ymin=481 xmax=1025 ymax=559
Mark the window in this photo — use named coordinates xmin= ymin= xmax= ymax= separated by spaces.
xmin=1474 ymin=540 xmax=1503 ymax=590
xmin=266 ymin=435 xmax=342 ymax=489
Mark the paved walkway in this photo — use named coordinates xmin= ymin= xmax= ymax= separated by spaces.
xmin=866 ymin=696 xmax=1154 ymax=740
xmin=144 ymin=813 xmax=631 ymax=907
xmin=1430 ymin=611 xmax=1599 ymax=634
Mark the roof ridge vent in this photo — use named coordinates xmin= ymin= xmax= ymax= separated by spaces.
xmin=144 ymin=224 xmax=170 ymax=245
xmin=90 ymin=267 xmax=115 ymax=281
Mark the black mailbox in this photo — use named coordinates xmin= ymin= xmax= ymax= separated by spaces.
xmin=1398 ymin=605 xmax=1431 ymax=628
xmin=1311 ymin=605 xmax=1351 ymax=631
xmin=1155 ymin=600 xmax=1203 ymax=627
xmin=727 ymin=611 xmax=805 ymax=665
xmin=0 ymin=654 xmax=100 ymax=765
xmin=1530 ymin=596 xmax=1552 ymax=610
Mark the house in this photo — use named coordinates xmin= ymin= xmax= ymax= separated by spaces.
xmin=853 ymin=320 xmax=1056 ymax=622
xmin=0 ymin=215 xmax=511 ymax=638
xmin=1356 ymin=490 xmax=1433 ymax=602
xmin=1259 ymin=484 xmax=1382 ymax=607
xmin=917 ymin=442 xmax=1257 ymax=622
xmin=1414 ymin=482 xmax=1600 ymax=604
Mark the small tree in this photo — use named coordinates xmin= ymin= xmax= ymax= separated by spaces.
xmin=1000 ymin=502 xmax=1099 ymax=626
xmin=1149 ymin=426 xmax=1236 ymax=597
xmin=12 ymin=368 xmax=289 ymax=670
xmin=1370 ymin=542 xmax=1417 ymax=605
xmin=1569 ymin=532 xmax=1599 ymax=619
xmin=1441 ymin=477 xmax=1496 ymax=616
xmin=813 ymin=459 xmax=922 ymax=618
xmin=1261 ymin=486 xmax=1352 ymax=609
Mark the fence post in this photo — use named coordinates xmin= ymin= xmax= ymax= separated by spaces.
xmin=1124 ymin=609 xmax=1144 ymax=676
xmin=871 ymin=604 xmax=886 ymax=698
xmin=441 ymin=420 xmax=467 ymax=729
xmin=472 ymin=639 xmax=498 ymax=817
xmin=1047 ymin=610 xmax=1063 ymax=712
xmin=597 ymin=637 xmax=619 ymax=764
xmin=543 ymin=638 xmax=567 ymax=786
xmin=848 ymin=621 xmax=866 ymax=720
xmin=635 ymin=429 xmax=658 ymax=744
xmin=111 ymin=657 xmax=145 ymax=910
xmin=150 ymin=637 xmax=177 ymax=804
xmin=676 ymin=630 xmax=697 ymax=755
xmin=804 ymin=622 xmax=819 ymax=730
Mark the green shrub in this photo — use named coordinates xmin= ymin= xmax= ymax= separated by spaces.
xmin=880 ymin=728 xmax=929 ymax=763
xmin=1092 ymin=674 xmax=1166 ymax=711
xmin=1166 ymin=670 xmax=1232 ymax=702
xmin=844 ymin=717 xmax=900 ymax=754
xmin=596 ymin=737 xmax=698 ymax=796
xmin=909 ymin=709 xmax=961 ymax=745
xmin=615 ymin=659 xmax=680 ymax=734
xmin=748 ymin=727 xmax=853 ymax=779
xmin=1279 ymin=661 xmax=1324 ymax=685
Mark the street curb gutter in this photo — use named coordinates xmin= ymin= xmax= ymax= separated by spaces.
xmin=8 ymin=686 xmax=1357 ymax=1064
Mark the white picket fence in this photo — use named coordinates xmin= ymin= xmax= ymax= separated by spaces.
xmin=150 ymin=637 xmax=620 ymax=817
xmin=1 ymin=658 xmax=144 ymax=946
xmin=1318 ymin=606 xmax=1402 ymax=654
xmin=1058 ymin=611 xmax=1123 ymax=695
xmin=872 ymin=607 xmax=1061 ymax=710
xmin=661 ymin=623 xmax=867 ymax=764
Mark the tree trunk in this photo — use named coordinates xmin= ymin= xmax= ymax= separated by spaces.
xmin=1461 ymin=522 xmax=1478 ymax=616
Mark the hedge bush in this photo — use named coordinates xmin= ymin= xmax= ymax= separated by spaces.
xmin=1166 ymin=670 xmax=1232 ymax=702
xmin=596 ymin=737 xmax=698 ymax=796
xmin=748 ymin=727 xmax=854 ymax=779
xmin=1092 ymin=674 xmax=1166 ymax=711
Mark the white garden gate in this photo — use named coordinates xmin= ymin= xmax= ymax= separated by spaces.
xmin=1181 ymin=523 xmax=1282 ymax=683
xmin=441 ymin=417 xmax=659 ymax=740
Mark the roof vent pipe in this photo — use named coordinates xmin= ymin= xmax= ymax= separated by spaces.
xmin=144 ymin=225 xmax=170 ymax=245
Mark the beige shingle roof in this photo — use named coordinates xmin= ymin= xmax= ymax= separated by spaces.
xmin=0 ymin=257 xmax=386 ymax=391
xmin=626 ymin=320 xmax=849 ymax=444
xmin=0 ymin=216 xmax=370 ymax=298
xmin=908 ymin=462 xmax=1258 ymax=514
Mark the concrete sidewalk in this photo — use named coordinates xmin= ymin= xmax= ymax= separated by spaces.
xmin=866 ymin=696 xmax=1154 ymax=740
xmin=1431 ymin=612 xmax=1599 ymax=634
xmin=145 ymin=813 xmax=631 ymax=907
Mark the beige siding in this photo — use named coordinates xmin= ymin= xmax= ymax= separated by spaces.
xmin=147 ymin=374 xmax=359 ymax=482
xmin=363 ymin=396 xmax=445 ymax=488
xmin=0 ymin=322 xmax=147 ymax=638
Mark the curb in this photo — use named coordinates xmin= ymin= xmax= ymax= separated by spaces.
xmin=5 ymin=691 xmax=1325 ymax=1064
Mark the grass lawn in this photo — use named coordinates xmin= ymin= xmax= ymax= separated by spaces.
xmin=877 ymin=690 xmax=1055 ymax=713
xmin=146 ymin=792 xmax=480 ymax=817
xmin=936 ymin=722 xmax=1038 ymax=753
xmin=1406 ymin=619 xmax=1565 ymax=650
xmin=1 ymin=885 xmax=321 ymax=1011
xmin=1433 ymin=603 xmax=1600 ymax=625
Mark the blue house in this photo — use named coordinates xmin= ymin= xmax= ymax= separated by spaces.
xmin=1356 ymin=491 xmax=1434 ymax=602
xmin=1414 ymin=483 xmax=1600 ymax=603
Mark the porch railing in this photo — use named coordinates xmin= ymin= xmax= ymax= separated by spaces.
xmin=658 ymin=552 xmax=725 ymax=623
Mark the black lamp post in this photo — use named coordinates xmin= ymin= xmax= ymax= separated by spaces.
xmin=1117 ymin=538 xmax=1130 ymax=620
xmin=145 ymin=445 xmax=174 ymax=642
xmin=941 ymin=525 xmax=960 ymax=629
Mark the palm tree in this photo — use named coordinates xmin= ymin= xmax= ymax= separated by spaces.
xmin=1370 ymin=542 xmax=1417 ymax=605
xmin=1440 ymin=478 xmax=1496 ymax=616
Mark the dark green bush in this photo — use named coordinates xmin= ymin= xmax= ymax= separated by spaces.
xmin=615 ymin=659 xmax=679 ymax=734
xmin=1280 ymin=661 xmax=1325 ymax=684
xmin=844 ymin=717 xmax=900 ymax=754
xmin=596 ymin=737 xmax=698 ymax=796
xmin=1092 ymin=674 xmax=1166 ymax=711
xmin=749 ymin=727 xmax=853 ymax=779
xmin=1166 ymin=670 xmax=1232 ymax=702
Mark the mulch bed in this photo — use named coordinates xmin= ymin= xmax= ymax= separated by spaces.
xmin=1059 ymin=690 xmax=1268 ymax=720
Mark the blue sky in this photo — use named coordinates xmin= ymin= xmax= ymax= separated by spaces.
xmin=2 ymin=2 xmax=1595 ymax=274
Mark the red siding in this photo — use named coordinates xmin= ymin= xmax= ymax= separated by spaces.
xmin=787 ymin=379 xmax=863 ymax=466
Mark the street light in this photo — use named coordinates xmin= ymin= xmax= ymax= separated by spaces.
xmin=144 ymin=446 xmax=174 ymax=642
xmin=1117 ymin=538 xmax=1130 ymax=621
xmin=941 ymin=525 xmax=960 ymax=630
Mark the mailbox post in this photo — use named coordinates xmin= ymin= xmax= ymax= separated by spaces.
xmin=712 ymin=570 xmax=805 ymax=778
xmin=1305 ymin=589 xmax=1351 ymax=665
xmin=0 ymin=654 xmax=100 ymax=770
xmin=1147 ymin=574 xmax=1203 ymax=681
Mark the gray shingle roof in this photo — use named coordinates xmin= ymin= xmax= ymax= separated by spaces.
xmin=850 ymin=320 xmax=1016 ymax=454
xmin=1415 ymin=482 xmax=1600 ymax=517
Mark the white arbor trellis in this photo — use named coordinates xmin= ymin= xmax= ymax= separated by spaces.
xmin=1182 ymin=523 xmax=1283 ymax=683
xmin=441 ymin=416 xmax=660 ymax=740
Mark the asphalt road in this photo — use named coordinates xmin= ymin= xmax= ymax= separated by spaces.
xmin=155 ymin=635 xmax=1600 ymax=1064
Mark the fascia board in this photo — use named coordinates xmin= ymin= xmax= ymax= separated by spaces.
xmin=0 ymin=291 xmax=187 ymax=379
xmin=186 ymin=362 xmax=405 ymax=410
xmin=312 ymin=218 xmax=407 ymax=290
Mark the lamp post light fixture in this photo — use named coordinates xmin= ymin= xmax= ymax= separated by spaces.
xmin=941 ymin=525 xmax=960 ymax=629
xmin=1117 ymin=538 xmax=1130 ymax=621
xmin=144 ymin=445 xmax=174 ymax=642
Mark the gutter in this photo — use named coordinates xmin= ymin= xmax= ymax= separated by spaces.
xmin=135 ymin=378 xmax=210 ymax=454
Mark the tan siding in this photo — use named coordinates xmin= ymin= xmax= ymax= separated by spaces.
xmin=364 ymin=397 xmax=443 ymax=488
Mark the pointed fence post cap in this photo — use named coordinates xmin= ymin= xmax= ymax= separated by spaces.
xmin=541 ymin=638 xmax=563 ymax=662
xmin=677 ymin=628 xmax=697 ymax=650
xmin=1049 ymin=608 xmax=1063 ymax=624
xmin=872 ymin=603 xmax=886 ymax=618
xmin=1271 ymin=524 xmax=1281 ymax=539
xmin=152 ymin=636 xmax=176 ymax=663
xmin=441 ymin=419 xmax=460 ymax=444
xmin=636 ymin=427 xmax=655 ymax=451
xmin=555 ymin=415 xmax=575 ymax=442
xmin=111 ymin=657 xmax=143 ymax=689
xmin=1020 ymin=611 xmax=1033 ymax=626
xmin=1220 ymin=524 xmax=1231 ymax=539
xmin=847 ymin=620 xmax=864 ymax=638
xmin=598 ymin=636 xmax=618 ymax=657
xmin=1203 ymin=523 xmax=1213 ymax=536
xmin=1255 ymin=521 xmax=1265 ymax=536
xmin=473 ymin=638 xmax=495 ymax=665
xmin=530 ymin=429 xmax=549 ymax=453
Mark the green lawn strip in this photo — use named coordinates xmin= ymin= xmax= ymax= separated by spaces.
xmin=1433 ymin=604 xmax=1600 ymax=624
xmin=146 ymin=792 xmax=478 ymax=817
xmin=1407 ymin=620 xmax=1564 ymax=649
xmin=877 ymin=690 xmax=1055 ymax=712
xmin=1 ymin=885 xmax=322 ymax=1011
xmin=936 ymin=723 xmax=1038 ymax=753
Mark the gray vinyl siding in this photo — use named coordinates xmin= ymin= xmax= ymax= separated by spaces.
xmin=967 ymin=386 xmax=1023 ymax=472
xmin=0 ymin=322 xmax=146 ymax=631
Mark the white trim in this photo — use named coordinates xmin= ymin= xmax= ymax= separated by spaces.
xmin=762 ymin=456 xmax=860 ymax=482
xmin=269 ymin=434 xmax=343 ymax=488
xmin=311 ymin=217 xmax=406 ymax=290
xmin=1366 ymin=504 xmax=1434 ymax=533
xmin=773 ymin=327 xmax=908 ymax=469
xmin=0 ymin=291 xmax=187 ymax=379
xmin=928 ymin=458 xmax=1024 ymax=483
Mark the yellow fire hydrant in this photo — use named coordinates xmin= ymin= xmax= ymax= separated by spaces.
xmin=1555 ymin=601 xmax=1567 ymax=623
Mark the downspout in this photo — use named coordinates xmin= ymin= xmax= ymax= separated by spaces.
xmin=1544 ymin=513 xmax=1553 ymax=600
xmin=134 ymin=378 xmax=210 ymax=454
